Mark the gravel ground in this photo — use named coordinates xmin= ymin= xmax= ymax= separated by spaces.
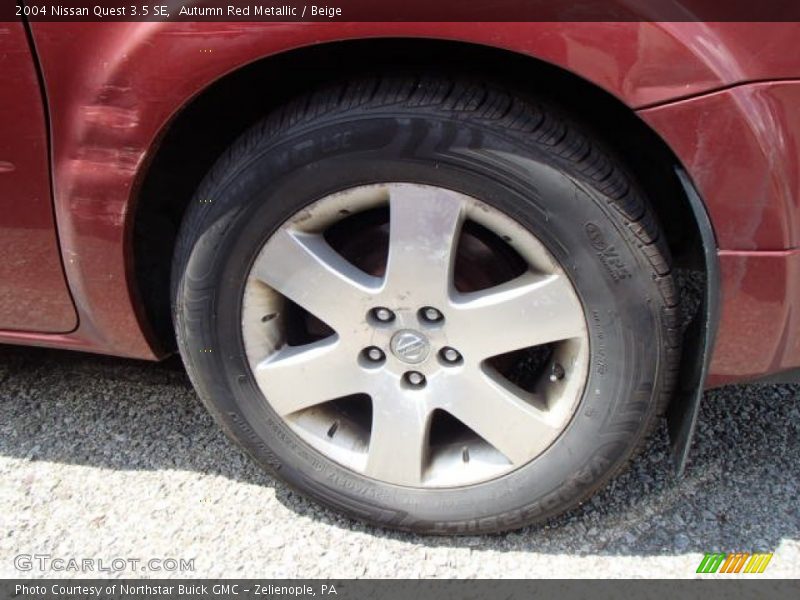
xmin=1 ymin=344 xmax=798 ymax=579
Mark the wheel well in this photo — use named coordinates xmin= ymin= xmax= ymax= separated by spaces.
xmin=133 ymin=38 xmax=705 ymax=351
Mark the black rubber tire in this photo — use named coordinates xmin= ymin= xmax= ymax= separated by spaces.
xmin=172 ymin=76 xmax=680 ymax=534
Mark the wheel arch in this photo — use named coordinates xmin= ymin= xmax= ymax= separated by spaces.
xmin=133 ymin=38 xmax=708 ymax=342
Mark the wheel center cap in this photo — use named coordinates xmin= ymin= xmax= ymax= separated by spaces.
xmin=390 ymin=330 xmax=430 ymax=364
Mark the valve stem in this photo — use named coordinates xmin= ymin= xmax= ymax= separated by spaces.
xmin=549 ymin=363 xmax=565 ymax=382
xmin=327 ymin=421 xmax=339 ymax=438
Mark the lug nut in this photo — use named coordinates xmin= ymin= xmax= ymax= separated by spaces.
xmin=441 ymin=347 xmax=462 ymax=364
xmin=420 ymin=306 xmax=443 ymax=323
xmin=405 ymin=371 xmax=426 ymax=387
xmin=364 ymin=346 xmax=385 ymax=362
xmin=372 ymin=307 xmax=395 ymax=322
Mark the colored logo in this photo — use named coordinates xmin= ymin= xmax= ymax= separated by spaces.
xmin=696 ymin=553 xmax=773 ymax=574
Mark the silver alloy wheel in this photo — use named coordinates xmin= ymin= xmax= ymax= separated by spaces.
xmin=242 ymin=183 xmax=589 ymax=488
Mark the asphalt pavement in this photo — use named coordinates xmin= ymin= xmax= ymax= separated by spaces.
xmin=1 ymin=344 xmax=798 ymax=578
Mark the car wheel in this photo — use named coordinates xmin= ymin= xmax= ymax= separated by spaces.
xmin=172 ymin=76 xmax=680 ymax=534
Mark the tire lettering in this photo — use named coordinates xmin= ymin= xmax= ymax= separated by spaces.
xmin=584 ymin=222 xmax=632 ymax=282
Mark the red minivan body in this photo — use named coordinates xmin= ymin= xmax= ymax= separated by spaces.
xmin=2 ymin=19 xmax=800 ymax=392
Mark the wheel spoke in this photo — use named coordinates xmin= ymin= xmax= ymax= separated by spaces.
xmin=253 ymin=337 xmax=364 ymax=416
xmin=365 ymin=396 xmax=431 ymax=485
xmin=384 ymin=185 xmax=465 ymax=301
xmin=251 ymin=228 xmax=381 ymax=333
xmin=437 ymin=371 xmax=558 ymax=465
xmin=449 ymin=272 xmax=585 ymax=359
